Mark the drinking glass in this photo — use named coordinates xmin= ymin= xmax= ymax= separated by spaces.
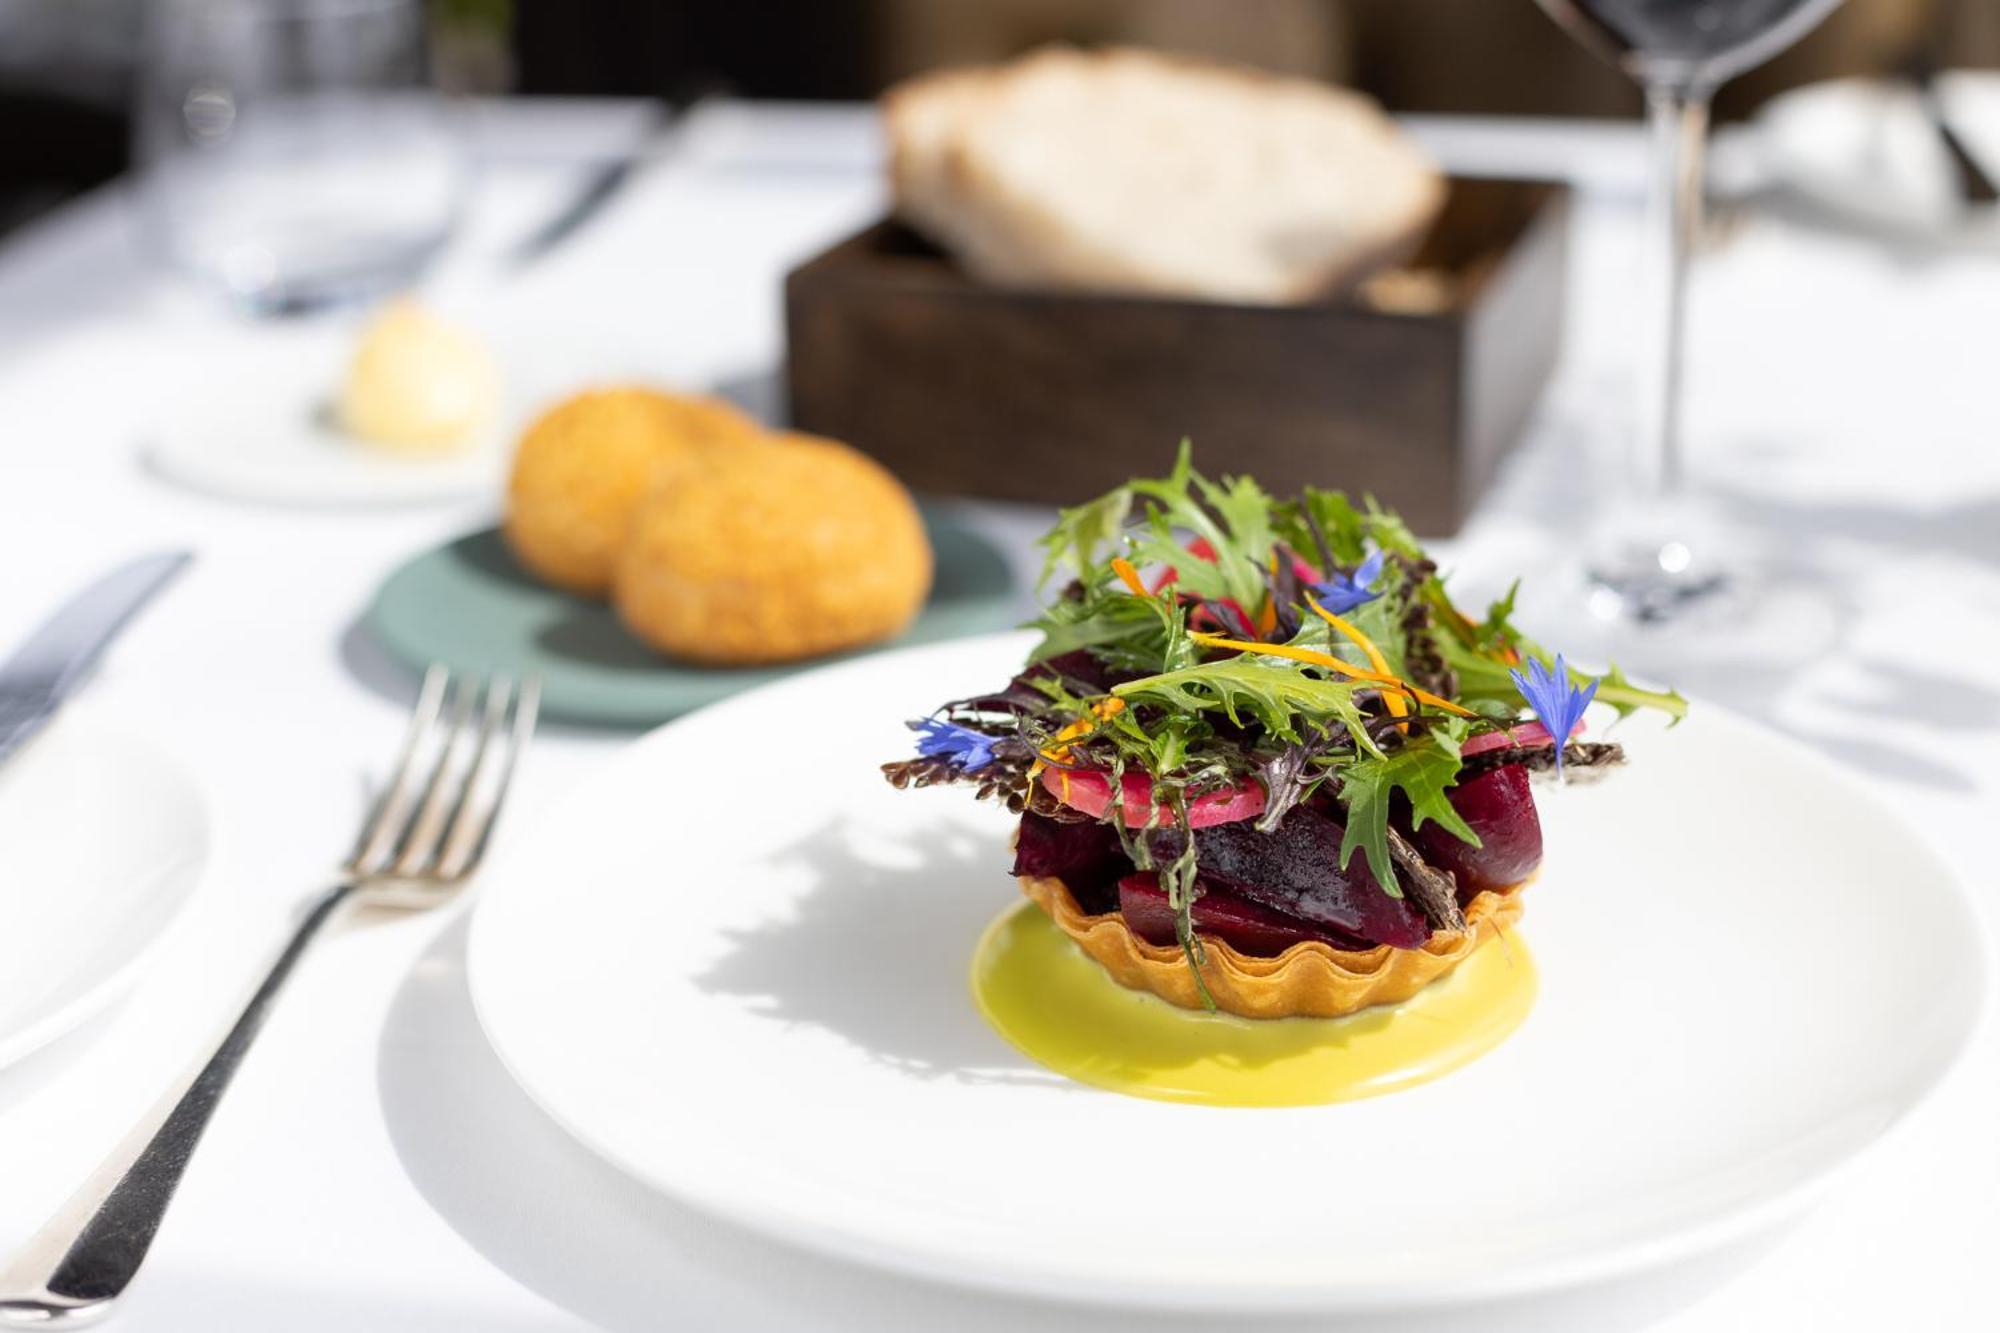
xmin=135 ymin=0 xmax=467 ymax=315
xmin=1532 ymin=0 xmax=1845 ymax=622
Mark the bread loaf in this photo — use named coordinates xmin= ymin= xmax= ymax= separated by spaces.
xmin=886 ymin=47 xmax=1445 ymax=306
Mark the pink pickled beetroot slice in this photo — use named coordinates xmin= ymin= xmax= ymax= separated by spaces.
xmin=1461 ymin=721 xmax=1556 ymax=756
xmin=1040 ymin=766 xmax=1265 ymax=829
xmin=1118 ymin=873 xmax=1348 ymax=957
xmin=1413 ymin=763 xmax=1543 ymax=896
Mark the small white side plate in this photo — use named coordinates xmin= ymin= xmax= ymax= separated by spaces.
xmin=0 ymin=707 xmax=209 ymax=1069
xmin=468 ymin=633 xmax=1985 ymax=1313
xmin=147 ymin=350 xmax=509 ymax=509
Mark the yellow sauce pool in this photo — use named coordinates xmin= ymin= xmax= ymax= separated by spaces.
xmin=970 ymin=902 xmax=1536 ymax=1107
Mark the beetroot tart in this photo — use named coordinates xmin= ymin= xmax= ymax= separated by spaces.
xmin=883 ymin=448 xmax=1683 ymax=1019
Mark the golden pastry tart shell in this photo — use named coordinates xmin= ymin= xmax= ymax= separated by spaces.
xmin=1017 ymin=873 xmax=1528 ymax=1020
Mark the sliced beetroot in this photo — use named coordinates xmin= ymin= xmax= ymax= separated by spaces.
xmin=1462 ymin=721 xmax=1556 ymax=756
xmin=1117 ymin=873 xmax=1364 ymax=957
xmin=1039 ymin=766 xmax=1265 ymax=829
xmin=1154 ymin=807 xmax=1433 ymax=950
xmin=1412 ymin=763 xmax=1543 ymax=897
xmin=1011 ymin=812 xmax=1127 ymax=914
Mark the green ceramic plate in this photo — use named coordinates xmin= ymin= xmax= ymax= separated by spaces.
xmin=364 ymin=508 xmax=1019 ymax=726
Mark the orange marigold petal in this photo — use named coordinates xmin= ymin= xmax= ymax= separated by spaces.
xmin=1110 ymin=557 xmax=1149 ymax=598
xmin=1187 ymin=631 xmax=1473 ymax=717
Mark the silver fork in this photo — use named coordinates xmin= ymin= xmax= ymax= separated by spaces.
xmin=0 ymin=666 xmax=537 ymax=1328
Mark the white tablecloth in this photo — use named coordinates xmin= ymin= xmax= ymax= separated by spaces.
xmin=0 ymin=100 xmax=1993 ymax=1332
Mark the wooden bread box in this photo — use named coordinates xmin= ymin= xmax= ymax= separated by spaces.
xmin=784 ymin=177 xmax=1569 ymax=535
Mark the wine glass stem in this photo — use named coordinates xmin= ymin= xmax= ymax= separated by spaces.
xmin=1636 ymin=84 xmax=1710 ymax=505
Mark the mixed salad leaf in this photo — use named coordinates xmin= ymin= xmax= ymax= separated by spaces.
xmin=889 ymin=444 xmax=1685 ymax=1001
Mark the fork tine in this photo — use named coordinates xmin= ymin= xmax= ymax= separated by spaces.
xmin=348 ymin=665 xmax=450 ymax=876
xmin=435 ymin=674 xmax=538 ymax=880
xmin=419 ymin=674 xmax=510 ymax=876
xmin=389 ymin=674 xmax=479 ymax=877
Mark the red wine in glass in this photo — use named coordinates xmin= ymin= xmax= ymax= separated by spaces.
xmin=1541 ymin=0 xmax=1844 ymax=87
xmin=1532 ymin=0 xmax=1843 ymax=622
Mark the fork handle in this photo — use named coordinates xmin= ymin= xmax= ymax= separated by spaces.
xmin=0 ymin=883 xmax=354 ymax=1328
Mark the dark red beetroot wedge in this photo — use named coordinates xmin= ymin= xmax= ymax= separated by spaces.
xmin=1178 ymin=806 xmax=1433 ymax=950
xmin=1118 ymin=873 xmax=1353 ymax=957
xmin=1012 ymin=812 xmax=1128 ymax=914
xmin=1412 ymin=763 xmax=1543 ymax=898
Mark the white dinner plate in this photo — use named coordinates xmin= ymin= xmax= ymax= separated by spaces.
xmin=467 ymin=632 xmax=1985 ymax=1312
xmin=0 ymin=706 xmax=209 ymax=1069
xmin=1757 ymin=72 xmax=2000 ymax=246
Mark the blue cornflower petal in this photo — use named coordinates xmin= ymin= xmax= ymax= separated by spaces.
xmin=1308 ymin=547 xmax=1387 ymax=616
xmin=1508 ymin=653 xmax=1599 ymax=778
xmin=908 ymin=717 xmax=999 ymax=772
xmin=1354 ymin=547 xmax=1385 ymax=587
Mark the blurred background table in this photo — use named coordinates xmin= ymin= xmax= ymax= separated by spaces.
xmin=0 ymin=98 xmax=1994 ymax=1332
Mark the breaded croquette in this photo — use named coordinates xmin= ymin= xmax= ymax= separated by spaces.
xmin=504 ymin=387 xmax=757 ymax=597
xmin=614 ymin=433 xmax=933 ymax=665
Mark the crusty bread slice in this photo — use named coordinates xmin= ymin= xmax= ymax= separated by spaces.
xmin=886 ymin=47 xmax=1445 ymax=305
xmin=882 ymin=63 xmax=987 ymax=246
xmin=883 ymin=51 xmax=1094 ymax=283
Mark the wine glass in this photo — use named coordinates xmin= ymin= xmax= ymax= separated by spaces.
xmin=134 ymin=0 xmax=467 ymax=316
xmin=1531 ymin=0 xmax=1845 ymax=623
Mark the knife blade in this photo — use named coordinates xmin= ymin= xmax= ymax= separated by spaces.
xmin=0 ymin=551 xmax=192 ymax=767
xmin=505 ymin=87 xmax=720 ymax=271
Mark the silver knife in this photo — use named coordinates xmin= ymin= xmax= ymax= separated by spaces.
xmin=505 ymin=88 xmax=719 ymax=270
xmin=0 ymin=551 xmax=192 ymax=766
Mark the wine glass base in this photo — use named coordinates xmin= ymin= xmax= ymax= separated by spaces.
xmin=1512 ymin=520 xmax=1839 ymax=694
xmin=199 ymin=231 xmax=450 ymax=319
xmin=1583 ymin=564 xmax=1732 ymax=626
xmin=1578 ymin=503 xmax=1739 ymax=627
xmin=1501 ymin=489 xmax=1836 ymax=689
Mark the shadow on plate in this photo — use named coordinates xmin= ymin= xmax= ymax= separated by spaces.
xmin=711 ymin=362 xmax=787 ymax=424
xmin=377 ymin=913 xmax=1798 ymax=1333
xmin=692 ymin=816 xmax=1063 ymax=1090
